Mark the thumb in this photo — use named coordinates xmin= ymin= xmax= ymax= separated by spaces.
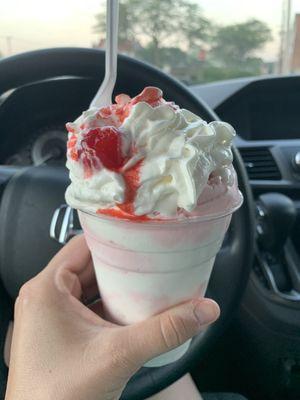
xmin=125 ymin=298 xmax=220 ymax=367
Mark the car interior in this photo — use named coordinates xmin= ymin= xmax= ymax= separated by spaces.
xmin=0 ymin=41 xmax=299 ymax=400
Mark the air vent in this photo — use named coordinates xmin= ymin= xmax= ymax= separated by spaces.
xmin=239 ymin=147 xmax=281 ymax=180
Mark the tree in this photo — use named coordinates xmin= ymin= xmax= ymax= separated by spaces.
xmin=94 ymin=0 xmax=211 ymax=68
xmin=94 ymin=2 xmax=137 ymax=53
xmin=94 ymin=3 xmax=272 ymax=84
xmin=211 ymin=19 xmax=272 ymax=68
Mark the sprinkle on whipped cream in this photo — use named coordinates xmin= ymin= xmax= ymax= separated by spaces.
xmin=65 ymin=87 xmax=237 ymax=220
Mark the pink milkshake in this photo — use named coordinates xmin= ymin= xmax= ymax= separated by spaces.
xmin=65 ymin=87 xmax=243 ymax=367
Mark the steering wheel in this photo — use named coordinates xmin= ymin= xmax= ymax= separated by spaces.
xmin=0 ymin=48 xmax=255 ymax=399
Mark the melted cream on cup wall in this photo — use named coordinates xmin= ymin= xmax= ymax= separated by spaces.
xmin=121 ymin=103 xmax=235 ymax=217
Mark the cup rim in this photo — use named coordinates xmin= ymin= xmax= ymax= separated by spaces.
xmin=77 ymin=190 xmax=244 ymax=226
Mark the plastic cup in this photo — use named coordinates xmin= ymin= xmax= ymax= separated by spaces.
xmin=78 ymin=196 xmax=242 ymax=367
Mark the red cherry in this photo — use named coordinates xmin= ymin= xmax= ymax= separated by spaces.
xmin=81 ymin=127 xmax=126 ymax=172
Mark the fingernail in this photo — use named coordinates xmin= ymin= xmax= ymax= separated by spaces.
xmin=193 ymin=300 xmax=218 ymax=325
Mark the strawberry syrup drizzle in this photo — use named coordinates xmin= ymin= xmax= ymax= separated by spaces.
xmin=97 ymin=159 xmax=151 ymax=221
xmin=96 ymin=87 xmax=165 ymax=126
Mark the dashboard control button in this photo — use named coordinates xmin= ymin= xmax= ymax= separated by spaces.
xmin=294 ymin=152 xmax=300 ymax=170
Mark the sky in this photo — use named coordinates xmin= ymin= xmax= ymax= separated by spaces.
xmin=0 ymin=0 xmax=299 ymax=61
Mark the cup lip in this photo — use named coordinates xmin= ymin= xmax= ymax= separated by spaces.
xmin=77 ymin=190 xmax=244 ymax=226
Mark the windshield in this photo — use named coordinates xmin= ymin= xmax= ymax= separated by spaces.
xmin=1 ymin=0 xmax=299 ymax=85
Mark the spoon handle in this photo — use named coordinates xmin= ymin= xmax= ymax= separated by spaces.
xmin=90 ymin=0 xmax=119 ymax=108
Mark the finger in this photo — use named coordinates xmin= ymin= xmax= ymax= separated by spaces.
xmin=47 ymin=235 xmax=91 ymax=276
xmin=78 ymin=258 xmax=95 ymax=288
xmin=52 ymin=238 xmax=100 ymax=300
xmin=78 ymin=259 xmax=99 ymax=298
xmin=87 ymin=299 xmax=104 ymax=316
xmin=87 ymin=299 xmax=119 ymax=328
xmin=44 ymin=266 xmax=114 ymax=327
xmin=54 ymin=268 xmax=83 ymax=298
xmin=46 ymin=236 xmax=96 ymax=299
xmin=82 ymin=280 xmax=100 ymax=304
xmin=81 ymin=260 xmax=100 ymax=303
xmin=124 ymin=299 xmax=220 ymax=367
xmin=54 ymin=257 xmax=99 ymax=301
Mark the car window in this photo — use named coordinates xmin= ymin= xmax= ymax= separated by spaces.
xmin=1 ymin=0 xmax=300 ymax=84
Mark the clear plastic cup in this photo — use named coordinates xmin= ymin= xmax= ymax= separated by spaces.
xmin=78 ymin=195 xmax=242 ymax=367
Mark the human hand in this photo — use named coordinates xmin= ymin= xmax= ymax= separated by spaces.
xmin=5 ymin=235 xmax=220 ymax=400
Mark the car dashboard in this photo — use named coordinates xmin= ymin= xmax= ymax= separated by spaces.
xmin=191 ymin=76 xmax=300 ymax=399
xmin=192 ymin=75 xmax=300 ymax=234
xmin=0 ymin=74 xmax=300 ymax=399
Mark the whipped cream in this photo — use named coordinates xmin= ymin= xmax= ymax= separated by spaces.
xmin=66 ymin=160 xmax=125 ymax=211
xmin=121 ymin=103 xmax=235 ymax=216
xmin=65 ymin=87 xmax=237 ymax=219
